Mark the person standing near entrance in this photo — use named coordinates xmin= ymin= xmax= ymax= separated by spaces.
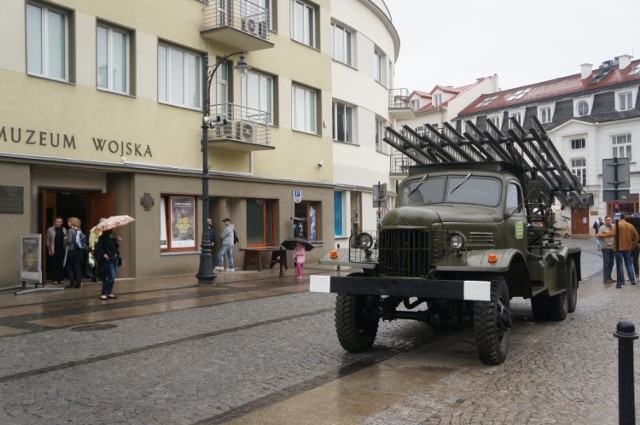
xmin=64 ymin=217 xmax=84 ymax=288
xmin=95 ymin=228 xmax=119 ymax=300
xmin=207 ymin=218 xmax=216 ymax=248
xmin=597 ymin=213 xmax=639 ymax=288
xmin=215 ymin=218 xmax=235 ymax=272
xmin=46 ymin=217 xmax=67 ymax=285
xmin=598 ymin=215 xmax=615 ymax=283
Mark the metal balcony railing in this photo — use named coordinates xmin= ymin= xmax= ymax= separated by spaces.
xmin=202 ymin=0 xmax=272 ymax=51
xmin=388 ymin=88 xmax=410 ymax=110
xmin=207 ymin=103 xmax=272 ymax=151
xmin=390 ymin=150 xmax=417 ymax=175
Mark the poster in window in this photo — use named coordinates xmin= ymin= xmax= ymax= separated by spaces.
xmin=160 ymin=197 xmax=168 ymax=249
xmin=170 ymin=196 xmax=196 ymax=248
xmin=20 ymin=234 xmax=41 ymax=282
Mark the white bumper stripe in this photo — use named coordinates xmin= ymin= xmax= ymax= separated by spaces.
xmin=310 ymin=275 xmax=331 ymax=293
xmin=464 ymin=280 xmax=491 ymax=301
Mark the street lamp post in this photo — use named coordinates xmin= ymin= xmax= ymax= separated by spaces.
xmin=196 ymin=52 xmax=248 ymax=285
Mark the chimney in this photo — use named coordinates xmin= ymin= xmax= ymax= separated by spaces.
xmin=617 ymin=54 xmax=632 ymax=70
xmin=580 ymin=63 xmax=593 ymax=79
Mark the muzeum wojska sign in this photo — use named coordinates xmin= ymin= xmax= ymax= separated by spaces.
xmin=0 ymin=125 xmax=153 ymax=158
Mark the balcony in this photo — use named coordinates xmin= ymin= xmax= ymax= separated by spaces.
xmin=207 ymin=103 xmax=274 ymax=152
xmin=390 ymin=150 xmax=417 ymax=175
xmin=388 ymin=88 xmax=415 ymax=120
xmin=202 ymin=0 xmax=274 ymax=52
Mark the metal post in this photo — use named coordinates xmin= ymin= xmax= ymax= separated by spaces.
xmin=614 ymin=320 xmax=638 ymax=425
xmin=196 ymin=54 xmax=216 ymax=286
xmin=278 ymin=245 xmax=284 ymax=277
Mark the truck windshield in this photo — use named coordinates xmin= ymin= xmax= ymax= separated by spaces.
xmin=401 ymin=175 xmax=501 ymax=207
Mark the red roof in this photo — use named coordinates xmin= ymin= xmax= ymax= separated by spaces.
xmin=416 ymin=78 xmax=489 ymax=114
xmin=459 ymin=58 xmax=640 ymax=117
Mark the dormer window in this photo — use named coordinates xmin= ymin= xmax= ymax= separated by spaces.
xmin=576 ymin=100 xmax=589 ymax=116
xmin=630 ymin=65 xmax=640 ymax=76
xmin=539 ymin=106 xmax=552 ymax=124
xmin=618 ymin=91 xmax=633 ymax=111
xmin=433 ymin=94 xmax=442 ymax=107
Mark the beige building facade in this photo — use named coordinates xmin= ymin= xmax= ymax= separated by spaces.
xmin=0 ymin=0 xmax=400 ymax=286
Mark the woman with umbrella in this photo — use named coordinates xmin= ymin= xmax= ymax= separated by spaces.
xmin=94 ymin=229 xmax=119 ymax=300
xmin=281 ymin=238 xmax=313 ymax=280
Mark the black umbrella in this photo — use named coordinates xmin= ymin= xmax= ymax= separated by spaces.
xmin=281 ymin=237 xmax=314 ymax=251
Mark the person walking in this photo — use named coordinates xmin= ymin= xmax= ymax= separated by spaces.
xmin=593 ymin=218 xmax=601 ymax=234
xmin=46 ymin=216 xmax=67 ymax=285
xmin=598 ymin=215 xmax=615 ymax=283
xmin=215 ymin=218 xmax=235 ymax=272
xmin=597 ymin=213 xmax=639 ymax=288
xmin=64 ymin=217 xmax=85 ymax=288
xmin=294 ymin=242 xmax=306 ymax=280
xmin=94 ymin=228 xmax=119 ymax=300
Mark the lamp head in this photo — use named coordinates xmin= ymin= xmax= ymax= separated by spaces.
xmin=234 ymin=55 xmax=250 ymax=74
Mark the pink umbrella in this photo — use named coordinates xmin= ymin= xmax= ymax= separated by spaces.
xmin=94 ymin=215 xmax=135 ymax=233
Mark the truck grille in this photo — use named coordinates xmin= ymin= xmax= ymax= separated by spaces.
xmin=378 ymin=229 xmax=430 ymax=277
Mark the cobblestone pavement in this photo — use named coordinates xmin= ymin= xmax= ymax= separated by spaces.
xmin=0 ymin=236 xmax=634 ymax=425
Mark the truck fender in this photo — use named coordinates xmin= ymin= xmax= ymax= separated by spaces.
xmin=439 ymin=248 xmax=525 ymax=273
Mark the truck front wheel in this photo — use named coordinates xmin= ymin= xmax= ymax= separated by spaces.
xmin=473 ymin=276 xmax=511 ymax=365
xmin=335 ymin=293 xmax=380 ymax=353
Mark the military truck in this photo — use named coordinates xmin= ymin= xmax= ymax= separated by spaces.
xmin=311 ymin=117 xmax=585 ymax=365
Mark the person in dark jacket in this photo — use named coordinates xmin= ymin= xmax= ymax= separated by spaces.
xmin=95 ymin=229 xmax=119 ymax=300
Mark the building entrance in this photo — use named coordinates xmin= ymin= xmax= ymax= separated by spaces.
xmin=39 ymin=189 xmax=114 ymax=282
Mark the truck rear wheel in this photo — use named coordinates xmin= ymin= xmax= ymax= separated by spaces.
xmin=335 ymin=293 xmax=380 ymax=353
xmin=473 ymin=276 xmax=511 ymax=365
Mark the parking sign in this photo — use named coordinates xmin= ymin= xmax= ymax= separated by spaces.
xmin=293 ymin=189 xmax=302 ymax=203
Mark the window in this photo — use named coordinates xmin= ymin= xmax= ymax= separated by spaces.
xmin=160 ymin=195 xmax=197 ymax=251
xmin=506 ymin=182 xmax=523 ymax=215
xmin=334 ymin=192 xmax=344 ymax=237
xmin=242 ymin=70 xmax=273 ymax=124
xmin=374 ymin=47 xmax=386 ymax=86
xmin=215 ymin=61 xmax=230 ymax=105
xmin=332 ymin=22 xmax=353 ymax=66
xmin=571 ymin=138 xmax=586 ymax=150
xmin=433 ymin=94 xmax=442 ymax=107
xmin=571 ymin=158 xmax=586 ymax=186
xmin=619 ymin=91 xmax=633 ymax=111
xmin=487 ymin=115 xmax=500 ymax=128
xmin=631 ymin=65 xmax=640 ymax=76
xmin=410 ymin=99 xmax=420 ymax=111
xmin=576 ymin=100 xmax=589 ymax=116
xmin=507 ymin=88 xmax=531 ymax=101
xmin=477 ymin=95 xmax=498 ymax=107
xmin=510 ymin=112 xmax=521 ymax=128
xmin=415 ymin=125 xmax=425 ymax=136
xmin=26 ymin=3 xmax=70 ymax=81
xmin=292 ymin=84 xmax=317 ymax=133
xmin=612 ymin=134 xmax=632 ymax=160
xmin=247 ymin=199 xmax=275 ymax=246
xmin=158 ymin=44 xmax=201 ymax=109
xmin=97 ymin=23 xmax=130 ymax=94
xmin=375 ymin=118 xmax=386 ymax=153
xmin=291 ymin=0 xmax=315 ymax=48
xmin=539 ymin=106 xmax=552 ymax=123
xmin=294 ymin=201 xmax=322 ymax=241
xmin=333 ymin=101 xmax=353 ymax=143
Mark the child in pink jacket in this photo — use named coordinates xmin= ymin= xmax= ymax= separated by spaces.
xmin=294 ymin=242 xmax=306 ymax=280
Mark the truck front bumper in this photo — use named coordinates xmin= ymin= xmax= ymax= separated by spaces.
xmin=310 ymin=275 xmax=491 ymax=301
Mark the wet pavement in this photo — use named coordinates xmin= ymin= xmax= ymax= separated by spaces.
xmin=0 ymin=236 xmax=635 ymax=424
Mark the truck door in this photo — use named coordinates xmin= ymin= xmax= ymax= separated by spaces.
xmin=505 ymin=181 xmax=527 ymax=252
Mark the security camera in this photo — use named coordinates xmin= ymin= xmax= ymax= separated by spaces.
xmin=317 ymin=161 xmax=324 ymax=167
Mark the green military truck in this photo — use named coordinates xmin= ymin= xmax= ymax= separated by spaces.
xmin=311 ymin=117 xmax=584 ymax=365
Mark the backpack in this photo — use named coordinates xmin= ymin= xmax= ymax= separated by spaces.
xmin=233 ymin=230 xmax=239 ymax=245
xmin=74 ymin=229 xmax=88 ymax=250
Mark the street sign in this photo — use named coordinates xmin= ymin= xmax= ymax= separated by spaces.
xmin=293 ymin=189 xmax=302 ymax=203
xmin=602 ymin=158 xmax=630 ymax=202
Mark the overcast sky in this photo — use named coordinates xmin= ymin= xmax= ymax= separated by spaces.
xmin=385 ymin=0 xmax=640 ymax=92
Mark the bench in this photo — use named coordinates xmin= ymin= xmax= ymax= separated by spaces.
xmin=240 ymin=247 xmax=288 ymax=271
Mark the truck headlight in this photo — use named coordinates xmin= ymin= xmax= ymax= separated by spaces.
xmin=356 ymin=232 xmax=374 ymax=250
xmin=450 ymin=233 xmax=465 ymax=249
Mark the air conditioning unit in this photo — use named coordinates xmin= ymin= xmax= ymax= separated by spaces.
xmin=242 ymin=18 xmax=259 ymax=35
xmin=236 ymin=121 xmax=257 ymax=143
xmin=215 ymin=120 xmax=235 ymax=139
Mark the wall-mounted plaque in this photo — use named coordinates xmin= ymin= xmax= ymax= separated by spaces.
xmin=0 ymin=185 xmax=24 ymax=214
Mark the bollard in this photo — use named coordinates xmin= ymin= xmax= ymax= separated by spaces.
xmin=614 ymin=320 xmax=638 ymax=425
